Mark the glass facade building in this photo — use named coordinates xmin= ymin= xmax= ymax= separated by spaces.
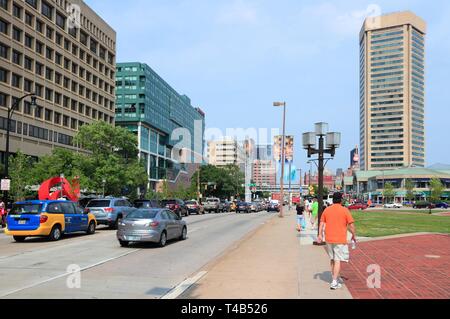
xmin=359 ymin=12 xmax=426 ymax=170
xmin=115 ymin=62 xmax=205 ymax=188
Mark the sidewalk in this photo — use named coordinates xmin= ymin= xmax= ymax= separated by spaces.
xmin=179 ymin=211 xmax=352 ymax=299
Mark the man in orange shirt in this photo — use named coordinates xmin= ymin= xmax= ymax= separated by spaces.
xmin=318 ymin=192 xmax=357 ymax=290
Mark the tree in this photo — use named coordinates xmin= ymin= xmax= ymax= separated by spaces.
xmin=312 ymin=185 xmax=330 ymax=198
xmin=405 ymin=179 xmax=415 ymax=203
xmin=383 ymin=182 xmax=395 ymax=204
xmin=429 ymin=178 xmax=444 ymax=203
xmin=8 ymin=151 xmax=35 ymax=201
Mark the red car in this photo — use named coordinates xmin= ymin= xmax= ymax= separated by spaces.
xmin=348 ymin=203 xmax=368 ymax=210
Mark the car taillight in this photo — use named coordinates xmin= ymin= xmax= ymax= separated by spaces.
xmin=150 ymin=221 xmax=159 ymax=227
xmin=104 ymin=208 xmax=114 ymax=213
xmin=40 ymin=215 xmax=48 ymax=224
xmin=175 ymin=205 xmax=180 ymax=209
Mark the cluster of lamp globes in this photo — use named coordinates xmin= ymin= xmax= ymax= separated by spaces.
xmin=302 ymin=122 xmax=341 ymax=151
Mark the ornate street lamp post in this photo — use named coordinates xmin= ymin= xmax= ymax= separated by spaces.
xmin=303 ymin=123 xmax=341 ymax=246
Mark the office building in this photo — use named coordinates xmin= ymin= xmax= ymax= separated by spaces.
xmin=350 ymin=146 xmax=360 ymax=170
xmin=252 ymin=160 xmax=276 ymax=188
xmin=359 ymin=11 xmax=426 ymax=170
xmin=207 ymin=138 xmax=245 ymax=168
xmin=0 ymin=0 xmax=116 ymax=163
xmin=115 ymin=62 xmax=205 ymax=191
xmin=256 ymin=144 xmax=273 ymax=161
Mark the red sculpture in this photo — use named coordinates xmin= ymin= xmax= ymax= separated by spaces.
xmin=38 ymin=176 xmax=80 ymax=202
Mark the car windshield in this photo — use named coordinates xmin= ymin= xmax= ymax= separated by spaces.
xmin=10 ymin=203 xmax=43 ymax=215
xmin=87 ymin=200 xmax=111 ymax=208
xmin=161 ymin=200 xmax=176 ymax=205
xmin=135 ymin=201 xmax=159 ymax=208
xmin=185 ymin=201 xmax=197 ymax=205
xmin=207 ymin=199 xmax=218 ymax=203
xmin=126 ymin=210 xmax=159 ymax=219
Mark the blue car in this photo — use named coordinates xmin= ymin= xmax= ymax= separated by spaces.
xmin=435 ymin=202 xmax=449 ymax=209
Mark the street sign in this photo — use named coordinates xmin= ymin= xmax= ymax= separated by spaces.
xmin=1 ymin=179 xmax=11 ymax=191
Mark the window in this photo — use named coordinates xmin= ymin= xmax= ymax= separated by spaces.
xmin=70 ymin=118 xmax=77 ymax=129
xmin=46 ymin=26 xmax=53 ymax=39
xmin=90 ymin=38 xmax=97 ymax=54
xmin=35 ymin=84 xmax=43 ymax=96
xmin=25 ymin=11 xmax=33 ymax=26
xmin=41 ymin=1 xmax=53 ymax=20
xmin=12 ymin=50 xmax=22 ymax=65
xmin=80 ymin=30 xmax=88 ymax=46
xmin=23 ymin=101 xmax=31 ymax=114
xmin=35 ymin=62 xmax=43 ymax=75
xmin=0 ymin=42 xmax=9 ymax=59
xmin=63 ymin=115 xmax=69 ymax=127
xmin=24 ymin=78 xmax=33 ymax=92
xmin=46 ymin=47 xmax=53 ymax=60
xmin=45 ymin=67 xmax=53 ymax=80
xmin=13 ymin=27 xmax=22 ymax=42
xmin=55 ymin=72 xmax=61 ymax=84
xmin=0 ymin=67 xmax=8 ymax=83
xmin=54 ymin=92 xmax=61 ymax=104
xmin=13 ymin=3 xmax=22 ymax=19
xmin=11 ymin=73 xmax=21 ymax=88
xmin=25 ymin=34 xmax=33 ymax=48
xmin=55 ymin=32 xmax=62 ymax=45
xmin=34 ymin=105 xmax=43 ymax=118
xmin=45 ymin=109 xmax=52 ymax=121
xmin=0 ymin=93 xmax=7 ymax=107
xmin=24 ymin=56 xmax=33 ymax=70
xmin=0 ymin=0 xmax=8 ymax=10
xmin=36 ymin=41 xmax=43 ymax=54
xmin=54 ymin=112 xmax=61 ymax=124
xmin=56 ymin=12 xmax=65 ymax=29
xmin=0 ymin=19 xmax=8 ymax=35
xmin=55 ymin=52 xmax=62 ymax=65
xmin=36 ymin=19 xmax=43 ymax=33
xmin=25 ymin=0 xmax=37 ymax=9
xmin=64 ymin=38 xmax=70 ymax=51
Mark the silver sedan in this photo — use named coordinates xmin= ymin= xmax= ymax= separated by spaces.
xmin=117 ymin=209 xmax=187 ymax=247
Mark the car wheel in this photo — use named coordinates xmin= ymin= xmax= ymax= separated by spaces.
xmin=86 ymin=221 xmax=96 ymax=235
xmin=119 ymin=240 xmax=129 ymax=247
xmin=49 ymin=225 xmax=62 ymax=241
xmin=159 ymin=231 xmax=167 ymax=247
xmin=180 ymin=227 xmax=187 ymax=241
xmin=13 ymin=236 xmax=26 ymax=242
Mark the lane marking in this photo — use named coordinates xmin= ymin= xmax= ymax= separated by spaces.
xmin=160 ymin=271 xmax=208 ymax=299
xmin=0 ymin=248 xmax=141 ymax=298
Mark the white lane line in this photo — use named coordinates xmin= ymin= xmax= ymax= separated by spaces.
xmin=0 ymin=248 xmax=141 ymax=298
xmin=161 ymin=271 xmax=208 ymax=299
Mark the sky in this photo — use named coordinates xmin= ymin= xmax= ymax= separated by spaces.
xmin=85 ymin=0 xmax=450 ymax=174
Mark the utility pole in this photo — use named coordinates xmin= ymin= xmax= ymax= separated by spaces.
xmin=197 ymin=166 xmax=201 ymax=203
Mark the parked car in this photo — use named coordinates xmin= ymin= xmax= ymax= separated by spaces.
xmin=86 ymin=198 xmax=135 ymax=229
xmin=6 ymin=200 xmax=96 ymax=242
xmin=413 ymin=201 xmax=436 ymax=209
xmin=435 ymin=202 xmax=449 ymax=209
xmin=384 ymin=203 xmax=403 ymax=209
xmin=185 ymin=200 xmax=204 ymax=215
xmin=348 ymin=202 xmax=369 ymax=210
xmin=250 ymin=202 xmax=258 ymax=212
xmin=203 ymin=198 xmax=223 ymax=213
xmin=134 ymin=199 xmax=161 ymax=209
xmin=117 ymin=208 xmax=187 ymax=247
xmin=236 ymin=202 xmax=251 ymax=214
xmin=221 ymin=200 xmax=232 ymax=213
xmin=161 ymin=199 xmax=189 ymax=218
xmin=267 ymin=201 xmax=280 ymax=212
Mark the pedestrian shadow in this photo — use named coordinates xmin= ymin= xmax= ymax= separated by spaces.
xmin=313 ymin=271 xmax=333 ymax=283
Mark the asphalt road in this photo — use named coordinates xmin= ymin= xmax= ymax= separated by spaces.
xmin=0 ymin=211 xmax=275 ymax=299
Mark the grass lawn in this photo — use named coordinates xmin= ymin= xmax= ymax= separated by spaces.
xmin=352 ymin=211 xmax=450 ymax=237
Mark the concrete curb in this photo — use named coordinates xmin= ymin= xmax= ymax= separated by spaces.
xmin=357 ymin=232 xmax=449 ymax=242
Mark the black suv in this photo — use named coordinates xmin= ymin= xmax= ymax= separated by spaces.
xmin=161 ymin=199 xmax=189 ymax=218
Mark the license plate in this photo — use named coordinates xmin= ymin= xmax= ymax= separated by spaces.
xmin=19 ymin=220 xmax=27 ymax=225
xmin=127 ymin=236 xmax=140 ymax=241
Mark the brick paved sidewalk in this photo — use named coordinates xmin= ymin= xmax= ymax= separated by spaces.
xmin=341 ymin=234 xmax=450 ymax=299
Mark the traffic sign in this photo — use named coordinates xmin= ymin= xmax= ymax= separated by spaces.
xmin=1 ymin=179 xmax=11 ymax=191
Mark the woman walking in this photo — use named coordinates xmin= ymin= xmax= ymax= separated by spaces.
xmin=296 ymin=202 xmax=306 ymax=232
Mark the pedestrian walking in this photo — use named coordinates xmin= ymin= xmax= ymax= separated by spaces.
xmin=318 ymin=192 xmax=357 ymax=290
xmin=0 ymin=200 xmax=6 ymax=228
xmin=311 ymin=198 xmax=319 ymax=229
xmin=296 ymin=203 xmax=305 ymax=232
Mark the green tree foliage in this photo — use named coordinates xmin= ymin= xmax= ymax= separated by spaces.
xmin=405 ymin=179 xmax=415 ymax=202
xmin=429 ymin=178 xmax=444 ymax=203
xmin=192 ymin=165 xmax=244 ymax=199
xmin=383 ymin=182 xmax=396 ymax=204
xmin=8 ymin=151 xmax=35 ymax=201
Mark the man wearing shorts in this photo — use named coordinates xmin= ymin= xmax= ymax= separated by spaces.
xmin=318 ymin=192 xmax=356 ymax=290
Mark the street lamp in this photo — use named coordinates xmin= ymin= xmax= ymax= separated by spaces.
xmin=273 ymin=102 xmax=286 ymax=218
xmin=303 ymin=123 xmax=341 ymax=246
xmin=2 ymin=93 xmax=37 ymax=205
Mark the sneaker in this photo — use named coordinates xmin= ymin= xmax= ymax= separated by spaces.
xmin=330 ymin=282 xmax=343 ymax=290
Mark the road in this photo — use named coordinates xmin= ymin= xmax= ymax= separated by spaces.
xmin=0 ymin=211 xmax=275 ymax=299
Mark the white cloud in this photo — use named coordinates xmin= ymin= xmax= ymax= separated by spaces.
xmin=216 ymin=0 xmax=260 ymax=25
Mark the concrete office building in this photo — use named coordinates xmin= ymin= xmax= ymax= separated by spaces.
xmin=252 ymin=160 xmax=276 ymax=188
xmin=0 ymin=0 xmax=116 ymax=164
xmin=207 ymin=138 xmax=246 ymax=168
xmin=359 ymin=11 xmax=426 ymax=170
